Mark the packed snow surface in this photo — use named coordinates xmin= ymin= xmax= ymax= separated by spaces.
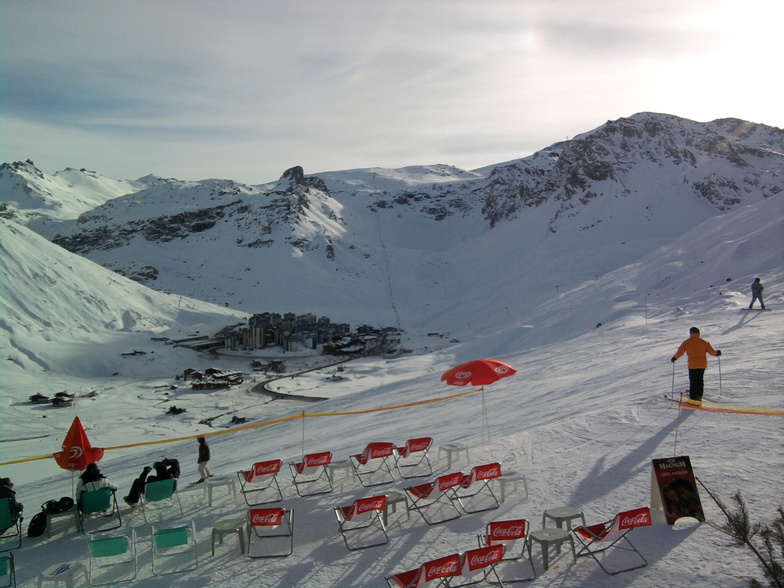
xmin=0 ymin=194 xmax=782 ymax=587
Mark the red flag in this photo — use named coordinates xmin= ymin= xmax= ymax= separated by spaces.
xmin=53 ymin=416 xmax=104 ymax=471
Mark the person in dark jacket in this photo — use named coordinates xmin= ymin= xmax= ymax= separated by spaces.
xmin=671 ymin=327 xmax=721 ymax=401
xmin=749 ymin=278 xmax=765 ymax=309
xmin=195 ymin=436 xmax=213 ymax=483
xmin=0 ymin=478 xmax=23 ymax=532
xmin=76 ymin=463 xmax=117 ymax=509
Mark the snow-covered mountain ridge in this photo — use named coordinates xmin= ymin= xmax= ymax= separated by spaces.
xmin=2 ymin=112 xmax=782 ymax=326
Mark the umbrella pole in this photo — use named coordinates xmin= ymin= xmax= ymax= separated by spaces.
xmin=480 ymin=386 xmax=490 ymax=443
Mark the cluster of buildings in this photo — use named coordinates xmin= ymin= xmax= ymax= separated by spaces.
xmin=217 ymin=312 xmax=399 ymax=356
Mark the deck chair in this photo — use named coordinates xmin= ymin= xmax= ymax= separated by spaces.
xmin=237 ymin=459 xmax=283 ymax=505
xmin=479 ymin=519 xmax=535 ymax=583
xmin=453 ymin=463 xmax=502 ymax=514
xmin=151 ymin=520 xmax=198 ymax=576
xmin=0 ymin=499 xmax=22 ymax=552
xmin=394 ymin=437 xmax=433 ymax=479
xmin=140 ymin=478 xmax=183 ymax=523
xmin=88 ymin=531 xmax=137 ymax=586
xmin=334 ymin=495 xmax=388 ymax=550
xmin=0 ymin=552 xmax=15 ymax=588
xmin=573 ymin=507 xmax=652 ymax=575
xmin=79 ymin=488 xmax=122 ymax=535
xmin=450 ymin=544 xmax=506 ymax=588
xmin=248 ymin=507 xmax=294 ymax=558
xmin=289 ymin=451 xmax=333 ymax=497
xmin=405 ymin=471 xmax=464 ymax=525
xmin=386 ymin=552 xmax=462 ymax=588
xmin=350 ymin=442 xmax=397 ymax=487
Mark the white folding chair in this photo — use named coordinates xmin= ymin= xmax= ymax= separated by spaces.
xmin=450 ymin=544 xmax=506 ymax=588
xmin=334 ymin=495 xmax=388 ymax=550
xmin=394 ymin=437 xmax=433 ymax=479
xmin=237 ymin=459 xmax=283 ymax=505
xmin=248 ymin=507 xmax=294 ymax=558
xmin=405 ymin=471 xmax=463 ymax=525
xmin=88 ymin=531 xmax=137 ymax=586
xmin=350 ymin=442 xmax=396 ymax=487
xmin=289 ymin=451 xmax=333 ymax=497
xmin=386 ymin=552 xmax=462 ymax=588
xmin=479 ymin=518 xmax=535 ymax=583
xmin=573 ymin=507 xmax=652 ymax=575
xmin=150 ymin=520 xmax=198 ymax=576
xmin=453 ymin=463 xmax=502 ymax=514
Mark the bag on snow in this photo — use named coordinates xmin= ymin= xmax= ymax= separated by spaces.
xmin=27 ymin=511 xmax=47 ymax=537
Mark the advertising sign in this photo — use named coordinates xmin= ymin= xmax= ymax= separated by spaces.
xmin=651 ymin=456 xmax=705 ymax=524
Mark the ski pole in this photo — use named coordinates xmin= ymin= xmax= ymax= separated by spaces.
xmin=718 ymin=355 xmax=723 ymax=398
xmin=671 ymin=360 xmax=676 ymax=400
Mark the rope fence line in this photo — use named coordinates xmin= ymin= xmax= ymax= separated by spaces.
xmin=678 ymin=397 xmax=784 ymax=416
xmin=0 ymin=386 xmax=484 ymax=468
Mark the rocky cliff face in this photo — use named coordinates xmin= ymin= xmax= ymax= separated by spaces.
xmin=2 ymin=113 xmax=782 ymax=302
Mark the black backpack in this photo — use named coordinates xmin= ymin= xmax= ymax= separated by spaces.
xmin=27 ymin=511 xmax=47 ymax=538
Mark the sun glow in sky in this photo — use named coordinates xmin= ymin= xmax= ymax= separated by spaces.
xmin=1 ymin=0 xmax=782 ymax=184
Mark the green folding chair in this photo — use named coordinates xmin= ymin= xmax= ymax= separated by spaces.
xmin=88 ymin=531 xmax=137 ymax=586
xmin=151 ymin=520 xmax=198 ymax=576
xmin=140 ymin=478 xmax=183 ymax=523
xmin=0 ymin=552 xmax=16 ymax=588
xmin=0 ymin=499 xmax=22 ymax=552
xmin=80 ymin=488 xmax=122 ymax=534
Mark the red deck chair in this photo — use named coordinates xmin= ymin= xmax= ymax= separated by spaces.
xmin=289 ymin=451 xmax=333 ymax=497
xmin=247 ymin=507 xmax=294 ymax=558
xmin=237 ymin=459 xmax=283 ymax=505
xmin=385 ymin=552 xmax=462 ymax=588
xmin=453 ymin=463 xmax=502 ymax=514
xmin=479 ymin=518 xmax=536 ymax=583
xmin=405 ymin=471 xmax=463 ymax=525
xmin=394 ymin=437 xmax=433 ymax=479
xmin=450 ymin=544 xmax=506 ymax=588
xmin=334 ymin=494 xmax=388 ymax=550
xmin=573 ymin=507 xmax=652 ymax=575
xmin=350 ymin=442 xmax=396 ymax=487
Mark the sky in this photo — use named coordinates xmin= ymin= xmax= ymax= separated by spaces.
xmin=2 ymin=0 xmax=783 ymax=184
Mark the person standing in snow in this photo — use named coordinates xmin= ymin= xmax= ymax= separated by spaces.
xmin=195 ymin=436 xmax=213 ymax=483
xmin=749 ymin=277 xmax=765 ymax=309
xmin=671 ymin=327 xmax=721 ymax=401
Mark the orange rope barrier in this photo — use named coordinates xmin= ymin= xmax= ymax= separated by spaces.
xmin=0 ymin=387 xmax=483 ymax=467
xmin=678 ymin=397 xmax=784 ymax=416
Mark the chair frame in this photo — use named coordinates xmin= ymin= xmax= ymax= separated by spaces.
xmin=248 ymin=507 xmax=294 ymax=558
xmin=386 ymin=552 xmax=462 ymax=588
xmin=479 ymin=518 xmax=535 ymax=583
xmin=394 ymin=437 xmax=433 ymax=480
xmin=0 ymin=552 xmax=15 ymax=588
xmin=289 ymin=452 xmax=333 ymax=497
xmin=334 ymin=495 xmax=388 ymax=551
xmin=79 ymin=487 xmax=122 ymax=535
xmin=0 ymin=499 xmax=22 ymax=552
xmin=88 ymin=530 xmax=137 ymax=586
xmin=573 ymin=507 xmax=652 ymax=575
xmin=405 ymin=472 xmax=464 ymax=526
xmin=140 ymin=478 xmax=183 ymax=523
xmin=350 ymin=442 xmax=397 ymax=487
xmin=449 ymin=544 xmax=506 ymax=588
xmin=453 ymin=463 xmax=502 ymax=515
xmin=150 ymin=520 xmax=198 ymax=576
xmin=237 ymin=459 xmax=283 ymax=505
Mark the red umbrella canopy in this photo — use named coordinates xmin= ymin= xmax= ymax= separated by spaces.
xmin=53 ymin=416 xmax=105 ymax=472
xmin=441 ymin=359 xmax=517 ymax=387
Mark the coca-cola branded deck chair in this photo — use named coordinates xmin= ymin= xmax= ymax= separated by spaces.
xmin=450 ymin=544 xmax=506 ymax=588
xmin=334 ymin=494 xmax=388 ymax=550
xmin=394 ymin=437 xmax=433 ymax=479
xmin=289 ymin=451 xmax=333 ymax=497
xmin=405 ymin=471 xmax=463 ymax=525
xmin=385 ymin=552 xmax=462 ymax=588
xmin=572 ymin=507 xmax=652 ymax=575
xmin=236 ymin=459 xmax=283 ymax=505
xmin=247 ymin=507 xmax=294 ymax=558
xmin=350 ymin=442 xmax=396 ymax=487
xmin=453 ymin=463 xmax=502 ymax=514
xmin=478 ymin=519 xmax=535 ymax=583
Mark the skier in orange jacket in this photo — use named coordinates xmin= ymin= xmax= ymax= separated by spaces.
xmin=671 ymin=327 xmax=721 ymax=401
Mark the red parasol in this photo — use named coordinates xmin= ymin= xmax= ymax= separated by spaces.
xmin=53 ymin=416 xmax=105 ymax=472
xmin=441 ymin=359 xmax=516 ymax=387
